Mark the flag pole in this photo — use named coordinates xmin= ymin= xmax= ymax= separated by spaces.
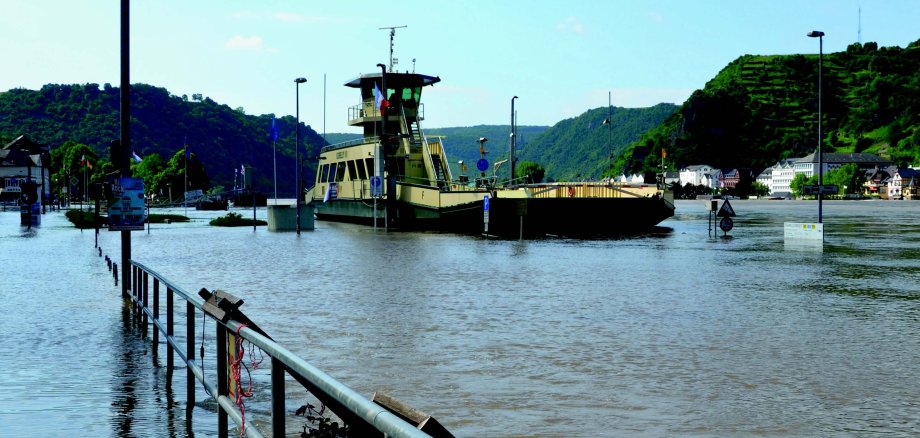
xmin=184 ymin=146 xmax=188 ymax=217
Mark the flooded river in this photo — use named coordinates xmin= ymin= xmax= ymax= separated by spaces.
xmin=2 ymin=200 xmax=919 ymax=436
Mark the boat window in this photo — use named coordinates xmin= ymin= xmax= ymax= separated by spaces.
xmin=402 ymin=87 xmax=421 ymax=107
xmin=335 ymin=162 xmax=346 ymax=182
xmin=365 ymin=158 xmax=375 ymax=177
xmin=346 ymin=160 xmax=358 ymax=180
xmin=356 ymin=159 xmax=368 ymax=180
xmin=328 ymin=163 xmax=337 ymax=182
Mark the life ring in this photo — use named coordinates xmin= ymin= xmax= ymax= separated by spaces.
xmin=567 ymin=186 xmax=576 ymax=197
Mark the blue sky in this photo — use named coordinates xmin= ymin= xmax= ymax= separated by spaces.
xmin=1 ymin=1 xmax=919 ymax=131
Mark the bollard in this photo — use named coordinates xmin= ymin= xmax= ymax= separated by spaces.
xmin=98 ymin=247 xmax=102 ymax=257
xmin=113 ymin=263 xmax=118 ymax=286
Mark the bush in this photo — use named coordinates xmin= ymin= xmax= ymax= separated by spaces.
xmin=209 ymin=212 xmax=266 ymax=227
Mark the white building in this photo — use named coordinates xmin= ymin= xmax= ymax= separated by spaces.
xmin=794 ymin=152 xmax=890 ymax=178
xmin=678 ymin=164 xmax=718 ymax=188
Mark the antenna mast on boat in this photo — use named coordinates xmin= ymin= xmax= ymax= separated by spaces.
xmin=379 ymin=25 xmax=407 ymax=72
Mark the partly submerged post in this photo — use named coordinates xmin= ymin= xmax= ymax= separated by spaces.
xmin=119 ymin=0 xmax=132 ymax=298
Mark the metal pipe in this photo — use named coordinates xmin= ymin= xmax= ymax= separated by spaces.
xmin=186 ymin=301 xmax=196 ymax=417
xmin=153 ymin=278 xmax=159 ymax=360
xmin=166 ymin=286 xmax=174 ymax=376
xmin=217 ymin=322 xmax=228 ymax=438
xmin=271 ymin=358 xmax=286 ymax=438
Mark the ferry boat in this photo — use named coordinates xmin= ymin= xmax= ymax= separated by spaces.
xmin=305 ymin=69 xmax=675 ymax=237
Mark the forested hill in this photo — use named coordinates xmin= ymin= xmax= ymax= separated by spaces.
xmin=519 ymin=103 xmax=678 ymax=180
xmin=616 ymin=39 xmax=920 ymax=177
xmin=0 ymin=83 xmax=326 ymax=196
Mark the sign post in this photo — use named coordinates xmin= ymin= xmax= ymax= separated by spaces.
xmin=716 ymin=199 xmax=736 ymax=237
xmin=371 ymin=175 xmax=382 ymax=231
xmin=483 ymin=195 xmax=490 ymax=235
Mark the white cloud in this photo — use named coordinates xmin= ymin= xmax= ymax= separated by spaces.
xmin=557 ymin=17 xmax=584 ymax=34
xmin=224 ymin=35 xmax=265 ymax=51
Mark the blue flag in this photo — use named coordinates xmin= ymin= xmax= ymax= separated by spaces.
xmin=270 ymin=117 xmax=280 ymax=141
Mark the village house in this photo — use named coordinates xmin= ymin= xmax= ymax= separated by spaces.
xmin=1 ymin=135 xmax=51 ymax=205
xmin=678 ymin=164 xmax=718 ymax=188
xmin=717 ymin=168 xmax=752 ymax=189
xmin=888 ymin=168 xmax=920 ymax=200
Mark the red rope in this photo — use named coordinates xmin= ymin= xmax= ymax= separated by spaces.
xmin=230 ymin=324 xmax=261 ymax=437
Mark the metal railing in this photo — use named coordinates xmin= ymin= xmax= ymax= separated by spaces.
xmin=118 ymin=259 xmax=432 ymax=438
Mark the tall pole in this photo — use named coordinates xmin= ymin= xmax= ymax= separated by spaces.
xmin=510 ymin=96 xmax=518 ymax=185
xmin=295 ymin=77 xmax=306 ymax=235
xmin=272 ymin=135 xmax=277 ymax=201
xmin=377 ymin=63 xmax=395 ymax=230
xmin=120 ymin=0 xmax=131 ymax=297
xmin=184 ymin=146 xmax=188 ymax=216
xmin=808 ymin=30 xmax=825 ymax=223
xmin=608 ymin=91 xmax=612 ymax=178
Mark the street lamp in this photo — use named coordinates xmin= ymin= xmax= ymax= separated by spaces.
xmin=510 ymin=96 xmax=518 ymax=185
xmin=295 ymin=77 xmax=307 ymax=235
xmin=807 ymin=30 xmax=824 ymax=223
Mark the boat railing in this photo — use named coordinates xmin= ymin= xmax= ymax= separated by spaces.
xmin=348 ymin=101 xmax=424 ymax=123
xmin=322 ymin=136 xmax=379 ymax=153
xmin=521 ymin=181 xmax=661 ymax=199
xmin=117 ymin=259 xmax=435 ymax=438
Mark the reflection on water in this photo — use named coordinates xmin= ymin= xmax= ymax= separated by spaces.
xmin=2 ymin=200 xmax=920 ymax=436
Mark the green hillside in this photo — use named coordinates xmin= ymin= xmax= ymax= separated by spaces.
xmin=520 ymin=104 xmax=677 ymax=181
xmin=617 ymin=39 xmax=920 ymax=176
xmin=0 ymin=83 xmax=326 ymax=197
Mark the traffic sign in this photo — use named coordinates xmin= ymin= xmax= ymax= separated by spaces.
xmin=719 ymin=216 xmax=734 ymax=232
xmin=70 ymin=176 xmax=79 ymax=186
xmin=476 ymin=158 xmax=489 ymax=172
xmin=802 ymin=185 xmax=839 ymax=195
xmin=483 ymin=195 xmax=490 ymax=212
xmin=717 ymin=199 xmax=736 ymax=217
xmin=370 ymin=175 xmax=382 ymax=197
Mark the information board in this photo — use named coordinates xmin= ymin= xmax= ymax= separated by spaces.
xmin=108 ymin=177 xmax=147 ymax=231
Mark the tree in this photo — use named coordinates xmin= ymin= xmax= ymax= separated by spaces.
xmin=750 ymin=182 xmax=770 ymax=197
xmin=516 ymin=161 xmax=546 ymax=184
xmin=824 ymin=163 xmax=865 ymax=194
xmin=790 ymin=173 xmax=808 ymax=198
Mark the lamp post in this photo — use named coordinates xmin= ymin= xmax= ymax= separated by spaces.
xmin=807 ymin=30 xmax=824 ymax=223
xmin=294 ymin=77 xmax=307 ymax=235
xmin=510 ymin=96 xmax=518 ymax=186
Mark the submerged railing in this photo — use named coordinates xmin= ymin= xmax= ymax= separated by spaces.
xmin=106 ymin=257 xmax=438 ymax=438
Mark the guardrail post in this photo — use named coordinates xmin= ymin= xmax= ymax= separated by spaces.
xmin=166 ymin=286 xmax=174 ymax=377
xmin=131 ymin=265 xmax=138 ymax=318
xmin=216 ymin=322 xmax=229 ymax=438
xmin=153 ymin=278 xmax=159 ymax=362
xmin=271 ymin=357 xmax=285 ymax=438
xmin=187 ymin=302 xmax=196 ymax=417
xmin=142 ymin=271 xmax=149 ymax=335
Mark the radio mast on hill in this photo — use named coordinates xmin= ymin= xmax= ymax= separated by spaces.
xmin=379 ymin=25 xmax=407 ymax=71
xmin=858 ymin=7 xmax=862 ymax=44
